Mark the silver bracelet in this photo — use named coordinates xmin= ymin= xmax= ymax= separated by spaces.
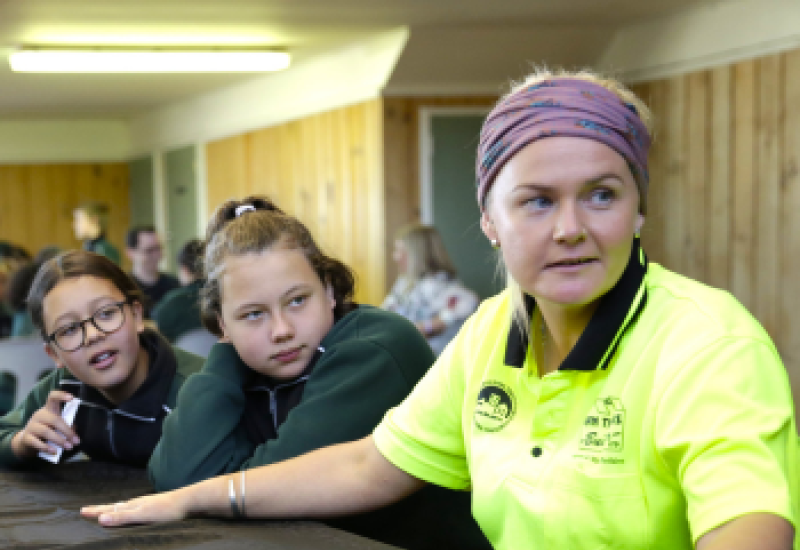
xmin=240 ymin=470 xmax=246 ymax=518
xmin=229 ymin=477 xmax=243 ymax=518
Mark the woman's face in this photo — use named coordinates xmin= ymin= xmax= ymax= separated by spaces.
xmin=43 ymin=276 xmax=147 ymax=404
xmin=481 ymin=136 xmax=644 ymax=312
xmin=72 ymin=210 xmax=98 ymax=240
xmin=218 ymin=248 xmax=336 ymax=380
xmin=392 ymin=240 xmax=408 ymax=274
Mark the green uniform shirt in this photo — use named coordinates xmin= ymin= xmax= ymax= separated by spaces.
xmin=374 ymin=261 xmax=798 ymax=550
xmin=151 ymin=280 xmax=203 ymax=343
xmin=83 ymin=236 xmax=121 ymax=266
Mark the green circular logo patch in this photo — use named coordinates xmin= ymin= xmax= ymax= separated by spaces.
xmin=474 ymin=380 xmax=516 ymax=432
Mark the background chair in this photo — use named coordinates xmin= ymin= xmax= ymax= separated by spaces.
xmin=0 ymin=338 xmax=55 ymax=410
xmin=174 ymin=328 xmax=217 ymax=358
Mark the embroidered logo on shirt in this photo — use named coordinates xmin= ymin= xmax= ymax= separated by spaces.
xmin=474 ymin=380 xmax=516 ymax=432
xmin=580 ymin=397 xmax=625 ymax=452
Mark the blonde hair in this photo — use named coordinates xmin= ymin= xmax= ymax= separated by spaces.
xmin=492 ymin=67 xmax=652 ymax=340
xmin=75 ymin=201 xmax=110 ymax=233
xmin=395 ymin=223 xmax=456 ymax=283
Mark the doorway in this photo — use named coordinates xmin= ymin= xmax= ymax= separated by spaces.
xmin=420 ymin=108 xmax=502 ymax=300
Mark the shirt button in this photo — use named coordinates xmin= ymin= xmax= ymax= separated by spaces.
xmin=531 ymin=446 xmax=543 ymax=458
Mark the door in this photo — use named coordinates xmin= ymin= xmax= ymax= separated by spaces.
xmin=424 ymin=111 xmax=502 ymax=300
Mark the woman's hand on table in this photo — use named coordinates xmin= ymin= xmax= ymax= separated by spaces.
xmin=81 ymin=489 xmax=190 ymax=527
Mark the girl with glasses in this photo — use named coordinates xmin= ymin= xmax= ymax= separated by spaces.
xmin=0 ymin=250 xmax=204 ymax=468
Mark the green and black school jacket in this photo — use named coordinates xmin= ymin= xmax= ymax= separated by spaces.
xmin=0 ymin=329 xmax=204 ymax=468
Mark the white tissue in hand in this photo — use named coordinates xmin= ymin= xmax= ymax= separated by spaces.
xmin=38 ymin=398 xmax=81 ymax=464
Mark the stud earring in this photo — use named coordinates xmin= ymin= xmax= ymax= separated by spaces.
xmin=491 ymin=239 xmax=500 ymax=249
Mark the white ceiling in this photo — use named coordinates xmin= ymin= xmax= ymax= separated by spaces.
xmin=0 ymin=0 xmax=712 ymax=117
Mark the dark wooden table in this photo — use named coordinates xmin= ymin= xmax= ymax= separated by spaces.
xmin=0 ymin=461 xmax=398 ymax=550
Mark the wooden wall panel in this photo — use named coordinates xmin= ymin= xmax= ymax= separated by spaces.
xmin=755 ymin=54 xmax=782 ymax=338
xmin=635 ymin=47 xmax=800 ymax=411
xmin=686 ymin=71 xmax=708 ymax=282
xmin=205 ymin=100 xmax=385 ymax=306
xmin=661 ymin=76 xmax=687 ymax=274
xmin=781 ymin=48 xmax=800 ymax=405
xmin=0 ymin=163 xmax=129 ymax=265
xmin=205 ymin=135 xmax=249 ymax=221
xmin=708 ymin=66 xmax=732 ymax=290
xmin=632 ymin=80 xmax=666 ymax=264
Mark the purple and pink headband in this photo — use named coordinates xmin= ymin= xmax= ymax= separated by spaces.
xmin=476 ymin=78 xmax=651 ymax=212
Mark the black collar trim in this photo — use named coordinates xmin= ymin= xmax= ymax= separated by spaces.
xmin=74 ymin=329 xmax=177 ymax=417
xmin=504 ymin=238 xmax=648 ymax=371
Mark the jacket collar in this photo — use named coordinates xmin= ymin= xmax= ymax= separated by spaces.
xmin=77 ymin=329 xmax=177 ymax=418
xmin=246 ymin=346 xmax=325 ymax=391
xmin=504 ymin=238 xmax=648 ymax=371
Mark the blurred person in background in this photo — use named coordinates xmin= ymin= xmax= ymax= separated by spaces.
xmin=0 ymin=245 xmax=29 ymax=338
xmin=0 ymin=259 xmax=15 ymax=338
xmin=383 ymin=223 xmax=479 ymax=355
xmin=73 ymin=202 xmax=120 ymax=265
xmin=5 ymin=246 xmax=62 ymax=338
xmin=125 ymin=226 xmax=179 ymax=317
xmin=6 ymin=262 xmax=39 ymax=338
xmin=152 ymin=239 xmax=204 ymax=343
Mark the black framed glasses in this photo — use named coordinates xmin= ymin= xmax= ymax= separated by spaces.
xmin=47 ymin=300 xmax=132 ymax=352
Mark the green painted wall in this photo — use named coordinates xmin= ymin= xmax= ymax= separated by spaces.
xmin=164 ymin=145 xmax=200 ymax=273
xmin=128 ymin=156 xmax=155 ymax=228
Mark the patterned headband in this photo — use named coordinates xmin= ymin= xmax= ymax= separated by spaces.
xmin=476 ymin=78 xmax=651 ymax=212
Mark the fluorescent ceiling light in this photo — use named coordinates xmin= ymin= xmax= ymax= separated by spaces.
xmin=9 ymin=47 xmax=290 ymax=73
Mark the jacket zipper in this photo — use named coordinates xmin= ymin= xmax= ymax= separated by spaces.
xmin=106 ymin=411 xmax=117 ymax=459
xmin=59 ymin=397 xmax=158 ymax=459
xmin=252 ymin=346 xmax=324 ymax=431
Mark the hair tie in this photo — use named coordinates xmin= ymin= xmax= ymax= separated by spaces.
xmin=235 ymin=205 xmax=256 ymax=218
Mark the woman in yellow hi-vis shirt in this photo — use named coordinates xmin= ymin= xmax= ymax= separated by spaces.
xmin=83 ymin=68 xmax=797 ymax=550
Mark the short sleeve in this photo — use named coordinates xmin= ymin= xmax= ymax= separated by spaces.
xmin=373 ymin=314 xmax=475 ymax=490
xmin=654 ymin=336 xmax=797 ymax=542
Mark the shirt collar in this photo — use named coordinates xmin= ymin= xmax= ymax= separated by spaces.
xmin=78 ymin=329 xmax=177 ymax=417
xmin=504 ymin=238 xmax=648 ymax=371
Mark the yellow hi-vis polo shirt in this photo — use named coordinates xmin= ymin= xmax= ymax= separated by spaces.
xmin=374 ymin=260 xmax=798 ymax=550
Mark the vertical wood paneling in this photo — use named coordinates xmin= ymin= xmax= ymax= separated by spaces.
xmin=205 ymin=135 xmax=249 ymax=220
xmin=707 ymin=66 xmax=732 ymax=290
xmin=686 ymin=71 xmax=708 ymax=281
xmin=781 ymin=48 xmax=800 ymax=405
xmin=755 ymin=54 xmax=782 ymax=339
xmin=205 ymin=100 xmax=385 ymax=306
xmin=0 ymin=163 xmax=129 ymax=265
xmin=662 ymin=76 xmax=686 ymax=274
xmin=731 ymin=59 xmax=757 ymax=312
xmin=632 ymin=81 xmax=666 ymax=265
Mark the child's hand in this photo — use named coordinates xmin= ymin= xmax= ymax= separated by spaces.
xmin=11 ymin=390 xmax=81 ymax=459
